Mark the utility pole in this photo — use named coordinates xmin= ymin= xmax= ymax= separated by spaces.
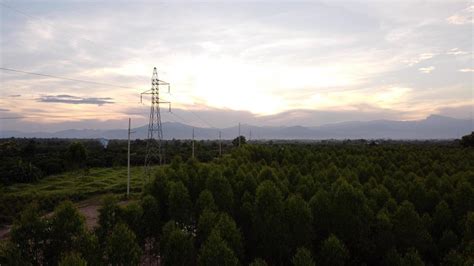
xmin=127 ymin=118 xmax=135 ymax=197
xmin=219 ymin=131 xmax=222 ymax=157
xmin=192 ymin=127 xmax=195 ymax=159
xmin=238 ymin=122 xmax=241 ymax=147
xmin=140 ymin=67 xmax=171 ymax=179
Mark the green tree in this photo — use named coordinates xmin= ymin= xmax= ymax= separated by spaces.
xmin=460 ymin=132 xmax=474 ymax=147
xmin=58 ymin=252 xmax=87 ymax=266
xmin=161 ymin=225 xmax=195 ymax=266
xmin=317 ymin=234 xmax=349 ymax=266
xmin=292 ymin=247 xmax=315 ymax=266
xmin=214 ymin=213 xmax=243 ymax=259
xmin=309 ymin=189 xmax=331 ymax=242
xmin=254 ymin=180 xmax=284 ymax=262
xmin=141 ymin=195 xmax=160 ymax=240
xmin=46 ymin=201 xmax=86 ymax=263
xmin=197 ymin=209 xmax=218 ymax=247
xmin=433 ymin=201 xmax=453 ymax=238
xmin=10 ymin=204 xmax=47 ymax=265
xmin=105 ymin=223 xmax=142 ymax=266
xmin=249 ymin=258 xmax=268 ymax=266
xmin=96 ymin=196 xmax=121 ymax=244
xmin=0 ymin=241 xmax=29 ymax=266
xmin=441 ymin=250 xmax=464 ymax=266
xmin=284 ymin=194 xmax=313 ymax=255
xmin=206 ymin=172 xmax=234 ymax=213
xmin=196 ymin=189 xmax=217 ymax=214
xmin=66 ymin=142 xmax=87 ymax=169
xmin=168 ymin=181 xmax=192 ymax=224
xmin=232 ymin=136 xmax=247 ymax=147
xmin=198 ymin=230 xmax=239 ymax=266
xmin=392 ymin=201 xmax=430 ymax=253
xmin=400 ymin=248 xmax=425 ymax=266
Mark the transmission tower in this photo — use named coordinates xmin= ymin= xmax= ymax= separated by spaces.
xmin=140 ymin=67 xmax=171 ymax=178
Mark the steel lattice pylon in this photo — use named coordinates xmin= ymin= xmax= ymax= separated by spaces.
xmin=141 ymin=67 xmax=171 ymax=178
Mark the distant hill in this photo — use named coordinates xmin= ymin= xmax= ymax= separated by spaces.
xmin=1 ymin=115 xmax=472 ymax=140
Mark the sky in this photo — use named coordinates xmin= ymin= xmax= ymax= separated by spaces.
xmin=0 ymin=0 xmax=472 ymax=131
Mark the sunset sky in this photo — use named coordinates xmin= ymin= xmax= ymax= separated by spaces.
xmin=0 ymin=0 xmax=472 ymax=131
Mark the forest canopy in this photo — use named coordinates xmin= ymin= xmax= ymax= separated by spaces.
xmin=1 ymin=141 xmax=473 ymax=265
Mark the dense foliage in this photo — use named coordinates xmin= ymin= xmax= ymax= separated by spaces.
xmin=0 ymin=138 xmax=233 ymax=184
xmin=1 ymin=141 xmax=473 ymax=265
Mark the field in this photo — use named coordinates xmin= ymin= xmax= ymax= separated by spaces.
xmin=0 ymin=166 xmax=153 ymax=225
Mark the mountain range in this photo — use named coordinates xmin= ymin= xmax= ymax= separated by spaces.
xmin=1 ymin=115 xmax=472 ymax=140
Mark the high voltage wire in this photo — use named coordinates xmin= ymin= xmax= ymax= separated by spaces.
xmin=0 ymin=67 xmax=137 ymax=89
xmin=0 ymin=113 xmax=147 ymax=120
xmin=189 ymin=110 xmax=218 ymax=129
xmin=1 ymin=2 xmax=220 ymax=130
xmin=0 ymin=1 xmax=111 ymax=50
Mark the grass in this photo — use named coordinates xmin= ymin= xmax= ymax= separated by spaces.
xmin=0 ymin=166 xmax=157 ymax=224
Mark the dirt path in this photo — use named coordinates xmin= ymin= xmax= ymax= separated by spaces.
xmin=0 ymin=197 xmax=130 ymax=240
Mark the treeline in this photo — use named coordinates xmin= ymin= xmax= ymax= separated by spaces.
xmin=1 ymin=142 xmax=473 ymax=265
xmin=0 ymin=138 xmax=233 ymax=184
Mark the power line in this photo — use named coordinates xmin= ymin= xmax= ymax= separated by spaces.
xmin=189 ymin=110 xmax=217 ymax=129
xmin=0 ymin=112 xmax=147 ymax=120
xmin=0 ymin=67 xmax=136 ymax=89
xmin=0 ymin=1 xmax=111 ymax=50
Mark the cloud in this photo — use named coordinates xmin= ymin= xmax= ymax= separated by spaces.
xmin=447 ymin=48 xmax=469 ymax=55
xmin=418 ymin=66 xmax=435 ymax=74
xmin=0 ymin=108 xmax=10 ymax=112
xmin=37 ymin=94 xmax=114 ymax=105
xmin=446 ymin=5 xmax=473 ymax=25
xmin=405 ymin=53 xmax=436 ymax=66
xmin=459 ymin=68 xmax=474 ymax=73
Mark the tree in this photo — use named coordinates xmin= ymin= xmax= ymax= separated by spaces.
xmin=249 ymin=258 xmax=268 ymax=266
xmin=198 ymin=230 xmax=239 ymax=266
xmin=196 ymin=189 xmax=217 ymax=214
xmin=392 ymin=201 xmax=430 ymax=253
xmin=0 ymin=241 xmax=28 ymax=266
xmin=46 ymin=201 xmax=86 ymax=263
xmin=141 ymin=195 xmax=160 ymax=241
xmin=58 ymin=253 xmax=87 ymax=266
xmin=206 ymin=172 xmax=234 ymax=213
xmin=438 ymin=230 xmax=458 ymax=256
xmin=460 ymin=132 xmax=474 ymax=147
xmin=169 ymin=181 xmax=192 ymax=224
xmin=96 ymin=196 xmax=121 ymax=244
xmin=10 ymin=204 xmax=47 ymax=264
xmin=441 ymin=250 xmax=464 ymax=266
xmin=105 ymin=223 xmax=142 ymax=265
xmin=317 ymin=235 xmax=349 ymax=266
xmin=66 ymin=142 xmax=87 ymax=170
xmin=214 ymin=213 xmax=243 ymax=259
xmin=160 ymin=219 xmax=194 ymax=265
xmin=232 ymin=136 xmax=247 ymax=147
xmin=292 ymin=247 xmax=315 ymax=266
xmin=400 ymin=248 xmax=425 ymax=266
xmin=284 ymin=194 xmax=313 ymax=256
xmin=309 ymin=189 xmax=331 ymax=243
xmin=197 ymin=209 xmax=218 ymax=247
xmin=433 ymin=201 xmax=453 ymax=238
xmin=253 ymin=180 xmax=284 ymax=262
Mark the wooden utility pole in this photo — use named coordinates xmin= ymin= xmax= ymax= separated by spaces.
xmin=238 ymin=122 xmax=241 ymax=147
xmin=127 ymin=118 xmax=132 ymax=197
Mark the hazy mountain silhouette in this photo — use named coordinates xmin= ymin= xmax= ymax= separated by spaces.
xmin=1 ymin=115 xmax=471 ymax=140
